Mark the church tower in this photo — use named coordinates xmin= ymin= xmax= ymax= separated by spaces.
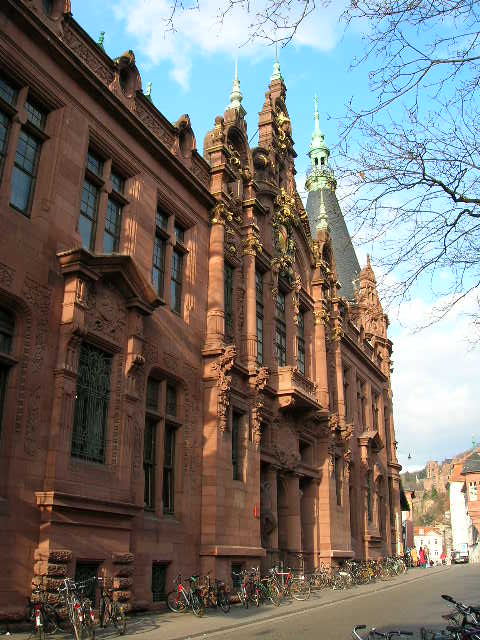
xmin=305 ymin=98 xmax=360 ymax=301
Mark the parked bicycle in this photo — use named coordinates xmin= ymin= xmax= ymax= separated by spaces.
xmin=97 ymin=577 xmax=126 ymax=635
xmin=421 ymin=594 xmax=480 ymax=640
xmin=28 ymin=585 xmax=58 ymax=638
xmin=270 ymin=566 xmax=311 ymax=601
xmin=200 ymin=573 xmax=230 ymax=613
xmin=57 ymin=577 xmax=95 ymax=640
xmin=353 ymin=625 xmax=413 ymax=639
xmin=167 ymin=574 xmax=205 ymax=617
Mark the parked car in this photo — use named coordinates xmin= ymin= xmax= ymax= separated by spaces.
xmin=451 ymin=550 xmax=469 ymax=564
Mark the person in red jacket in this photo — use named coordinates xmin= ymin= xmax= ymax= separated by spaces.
xmin=418 ymin=547 xmax=426 ymax=567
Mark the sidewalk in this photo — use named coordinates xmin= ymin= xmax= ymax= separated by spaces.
xmin=10 ymin=566 xmax=451 ymax=640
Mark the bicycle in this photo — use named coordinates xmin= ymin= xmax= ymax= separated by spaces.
xmin=57 ymin=578 xmax=95 ymax=640
xmin=353 ymin=625 xmax=413 ymax=639
xmin=97 ymin=577 xmax=126 ymax=635
xmin=270 ymin=567 xmax=311 ymax=601
xmin=201 ymin=573 xmax=230 ymax=613
xmin=233 ymin=570 xmax=250 ymax=609
xmin=167 ymin=574 xmax=205 ymax=617
xmin=28 ymin=586 xmax=58 ymax=638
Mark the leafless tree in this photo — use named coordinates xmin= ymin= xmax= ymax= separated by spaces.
xmin=335 ymin=0 xmax=480 ymax=325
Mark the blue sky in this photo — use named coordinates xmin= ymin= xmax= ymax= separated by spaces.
xmin=71 ymin=0 xmax=479 ymax=471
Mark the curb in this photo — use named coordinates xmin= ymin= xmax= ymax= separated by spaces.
xmin=165 ymin=566 xmax=452 ymax=640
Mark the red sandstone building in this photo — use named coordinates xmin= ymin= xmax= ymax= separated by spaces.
xmin=0 ymin=0 xmax=402 ymax=618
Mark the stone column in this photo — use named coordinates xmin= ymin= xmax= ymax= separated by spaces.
xmin=242 ymin=229 xmax=261 ymax=370
xmin=286 ymin=474 xmax=302 ymax=560
xmin=313 ymin=307 xmax=329 ymax=408
xmin=300 ymin=479 xmax=317 ymax=570
xmin=204 ymin=204 xmax=227 ymax=350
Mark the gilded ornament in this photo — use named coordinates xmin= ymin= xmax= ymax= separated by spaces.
xmin=243 ymin=234 xmax=263 ymax=256
xmin=210 ymin=203 xmax=233 ymax=225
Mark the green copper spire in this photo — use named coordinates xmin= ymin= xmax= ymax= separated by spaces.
xmin=145 ymin=82 xmax=153 ymax=102
xmin=306 ymin=94 xmax=335 ymax=192
xmin=270 ymin=42 xmax=283 ymax=82
xmin=226 ymin=58 xmax=246 ymax=116
xmin=97 ymin=31 xmax=105 ymax=49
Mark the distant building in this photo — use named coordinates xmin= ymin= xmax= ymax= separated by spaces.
xmin=414 ymin=526 xmax=444 ymax=564
xmin=461 ymin=453 xmax=480 ymax=562
xmin=402 ymin=489 xmax=415 ymax=549
xmin=449 ymin=461 xmax=470 ymax=554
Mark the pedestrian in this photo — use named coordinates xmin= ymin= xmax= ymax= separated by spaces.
xmin=419 ymin=546 xmax=426 ymax=568
xmin=410 ymin=547 xmax=418 ymax=567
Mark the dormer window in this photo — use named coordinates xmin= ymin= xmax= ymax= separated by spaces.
xmin=321 ymin=157 xmax=325 ymax=166
xmin=314 ymin=158 xmax=318 ymax=166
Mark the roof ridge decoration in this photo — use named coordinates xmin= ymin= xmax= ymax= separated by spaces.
xmin=226 ymin=57 xmax=246 ymax=117
xmin=306 ymin=94 xmax=336 ymax=192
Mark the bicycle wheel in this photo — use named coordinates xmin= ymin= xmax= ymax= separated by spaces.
xmin=253 ymin=587 xmax=260 ymax=608
xmin=70 ymin=607 xmax=83 ymax=640
xmin=167 ymin=591 xmax=185 ymax=613
xmin=112 ymin=604 xmax=126 ymax=636
xmin=218 ymin=590 xmax=230 ymax=613
xmin=267 ymin=584 xmax=280 ymax=607
xmin=290 ymin=579 xmax=311 ymax=601
xmin=30 ymin=606 xmax=46 ymax=640
xmin=191 ymin=592 xmax=204 ymax=617
xmin=43 ymin=605 xmax=58 ymax=635
xmin=237 ymin=588 xmax=248 ymax=609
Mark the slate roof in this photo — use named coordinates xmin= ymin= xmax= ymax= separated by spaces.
xmin=306 ymin=187 xmax=361 ymax=301
xmin=462 ymin=452 xmax=480 ymax=475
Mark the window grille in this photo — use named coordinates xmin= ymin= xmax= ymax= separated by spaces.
xmin=0 ymin=112 xmax=9 ymax=173
xmin=174 ymin=224 xmax=184 ymax=244
xmin=152 ymin=234 xmax=166 ymax=297
xmin=152 ymin=563 xmax=168 ymax=602
xmin=232 ymin=563 xmax=243 ymax=589
xmin=170 ymin=250 xmax=183 ymax=313
xmin=75 ymin=562 xmax=99 ymax=605
xmin=10 ymin=129 xmax=41 ymax=215
xmin=71 ymin=343 xmax=112 ymax=463
xmin=166 ymin=383 xmax=177 ymax=417
xmin=146 ymin=378 xmax=160 ymax=412
xmin=144 ymin=416 xmax=156 ymax=510
xmin=0 ymin=76 xmax=16 ymax=106
xmin=163 ymin=425 xmax=175 ymax=514
xmin=25 ymin=100 xmax=46 ymax=130
xmin=297 ymin=312 xmax=305 ymax=375
xmin=79 ymin=179 xmax=99 ymax=250
xmin=0 ymin=308 xmax=14 ymax=354
xmin=275 ymin=291 xmax=287 ymax=366
xmin=224 ymin=262 xmax=234 ymax=337
xmin=86 ymin=150 xmax=103 ymax=177
xmin=104 ymin=198 xmax=122 ymax=253
xmin=255 ymin=270 xmax=263 ymax=365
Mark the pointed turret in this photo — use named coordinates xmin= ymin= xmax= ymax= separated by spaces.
xmin=270 ymin=44 xmax=283 ymax=83
xmin=306 ymin=95 xmax=334 ymax=191
xmin=305 ymin=96 xmax=360 ymax=300
xmin=225 ymin=58 xmax=246 ymax=117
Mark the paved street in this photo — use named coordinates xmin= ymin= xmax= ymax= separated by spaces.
xmin=11 ymin=564 xmax=479 ymax=640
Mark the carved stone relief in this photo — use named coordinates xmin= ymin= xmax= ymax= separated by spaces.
xmin=211 ymin=345 xmax=236 ymax=431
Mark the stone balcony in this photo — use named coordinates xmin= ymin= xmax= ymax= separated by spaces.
xmin=270 ymin=366 xmax=321 ymax=410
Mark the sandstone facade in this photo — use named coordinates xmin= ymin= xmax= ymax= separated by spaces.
xmin=0 ymin=0 xmax=401 ymax=618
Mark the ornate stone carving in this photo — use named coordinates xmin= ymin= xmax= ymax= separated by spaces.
xmin=210 ymin=203 xmax=232 ymax=226
xmin=328 ymin=412 xmax=339 ymax=432
xmin=273 ymin=423 xmax=301 ymax=471
xmin=272 ymin=188 xmax=297 ymax=279
xmin=331 ymin=324 xmax=344 ymax=342
xmin=75 ymin=278 xmax=89 ymax=307
xmin=314 ymin=307 xmax=329 ymax=325
xmin=191 ymin=155 xmax=210 ymax=187
xmin=251 ymin=367 xmax=269 ymax=449
xmin=242 ymin=234 xmax=263 ymax=256
xmin=0 ymin=262 xmax=14 ymax=288
xmin=291 ymin=275 xmax=302 ymax=325
xmin=134 ymin=100 xmax=175 ymax=149
xmin=86 ymin=282 xmax=127 ymax=344
xmin=62 ymin=23 xmax=114 ymax=85
xmin=211 ymin=345 xmax=236 ymax=431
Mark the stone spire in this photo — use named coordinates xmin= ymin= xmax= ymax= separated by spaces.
xmin=270 ymin=43 xmax=283 ymax=83
xmin=305 ymin=94 xmax=360 ymax=300
xmin=306 ymin=95 xmax=334 ymax=192
xmin=226 ymin=58 xmax=246 ymax=116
